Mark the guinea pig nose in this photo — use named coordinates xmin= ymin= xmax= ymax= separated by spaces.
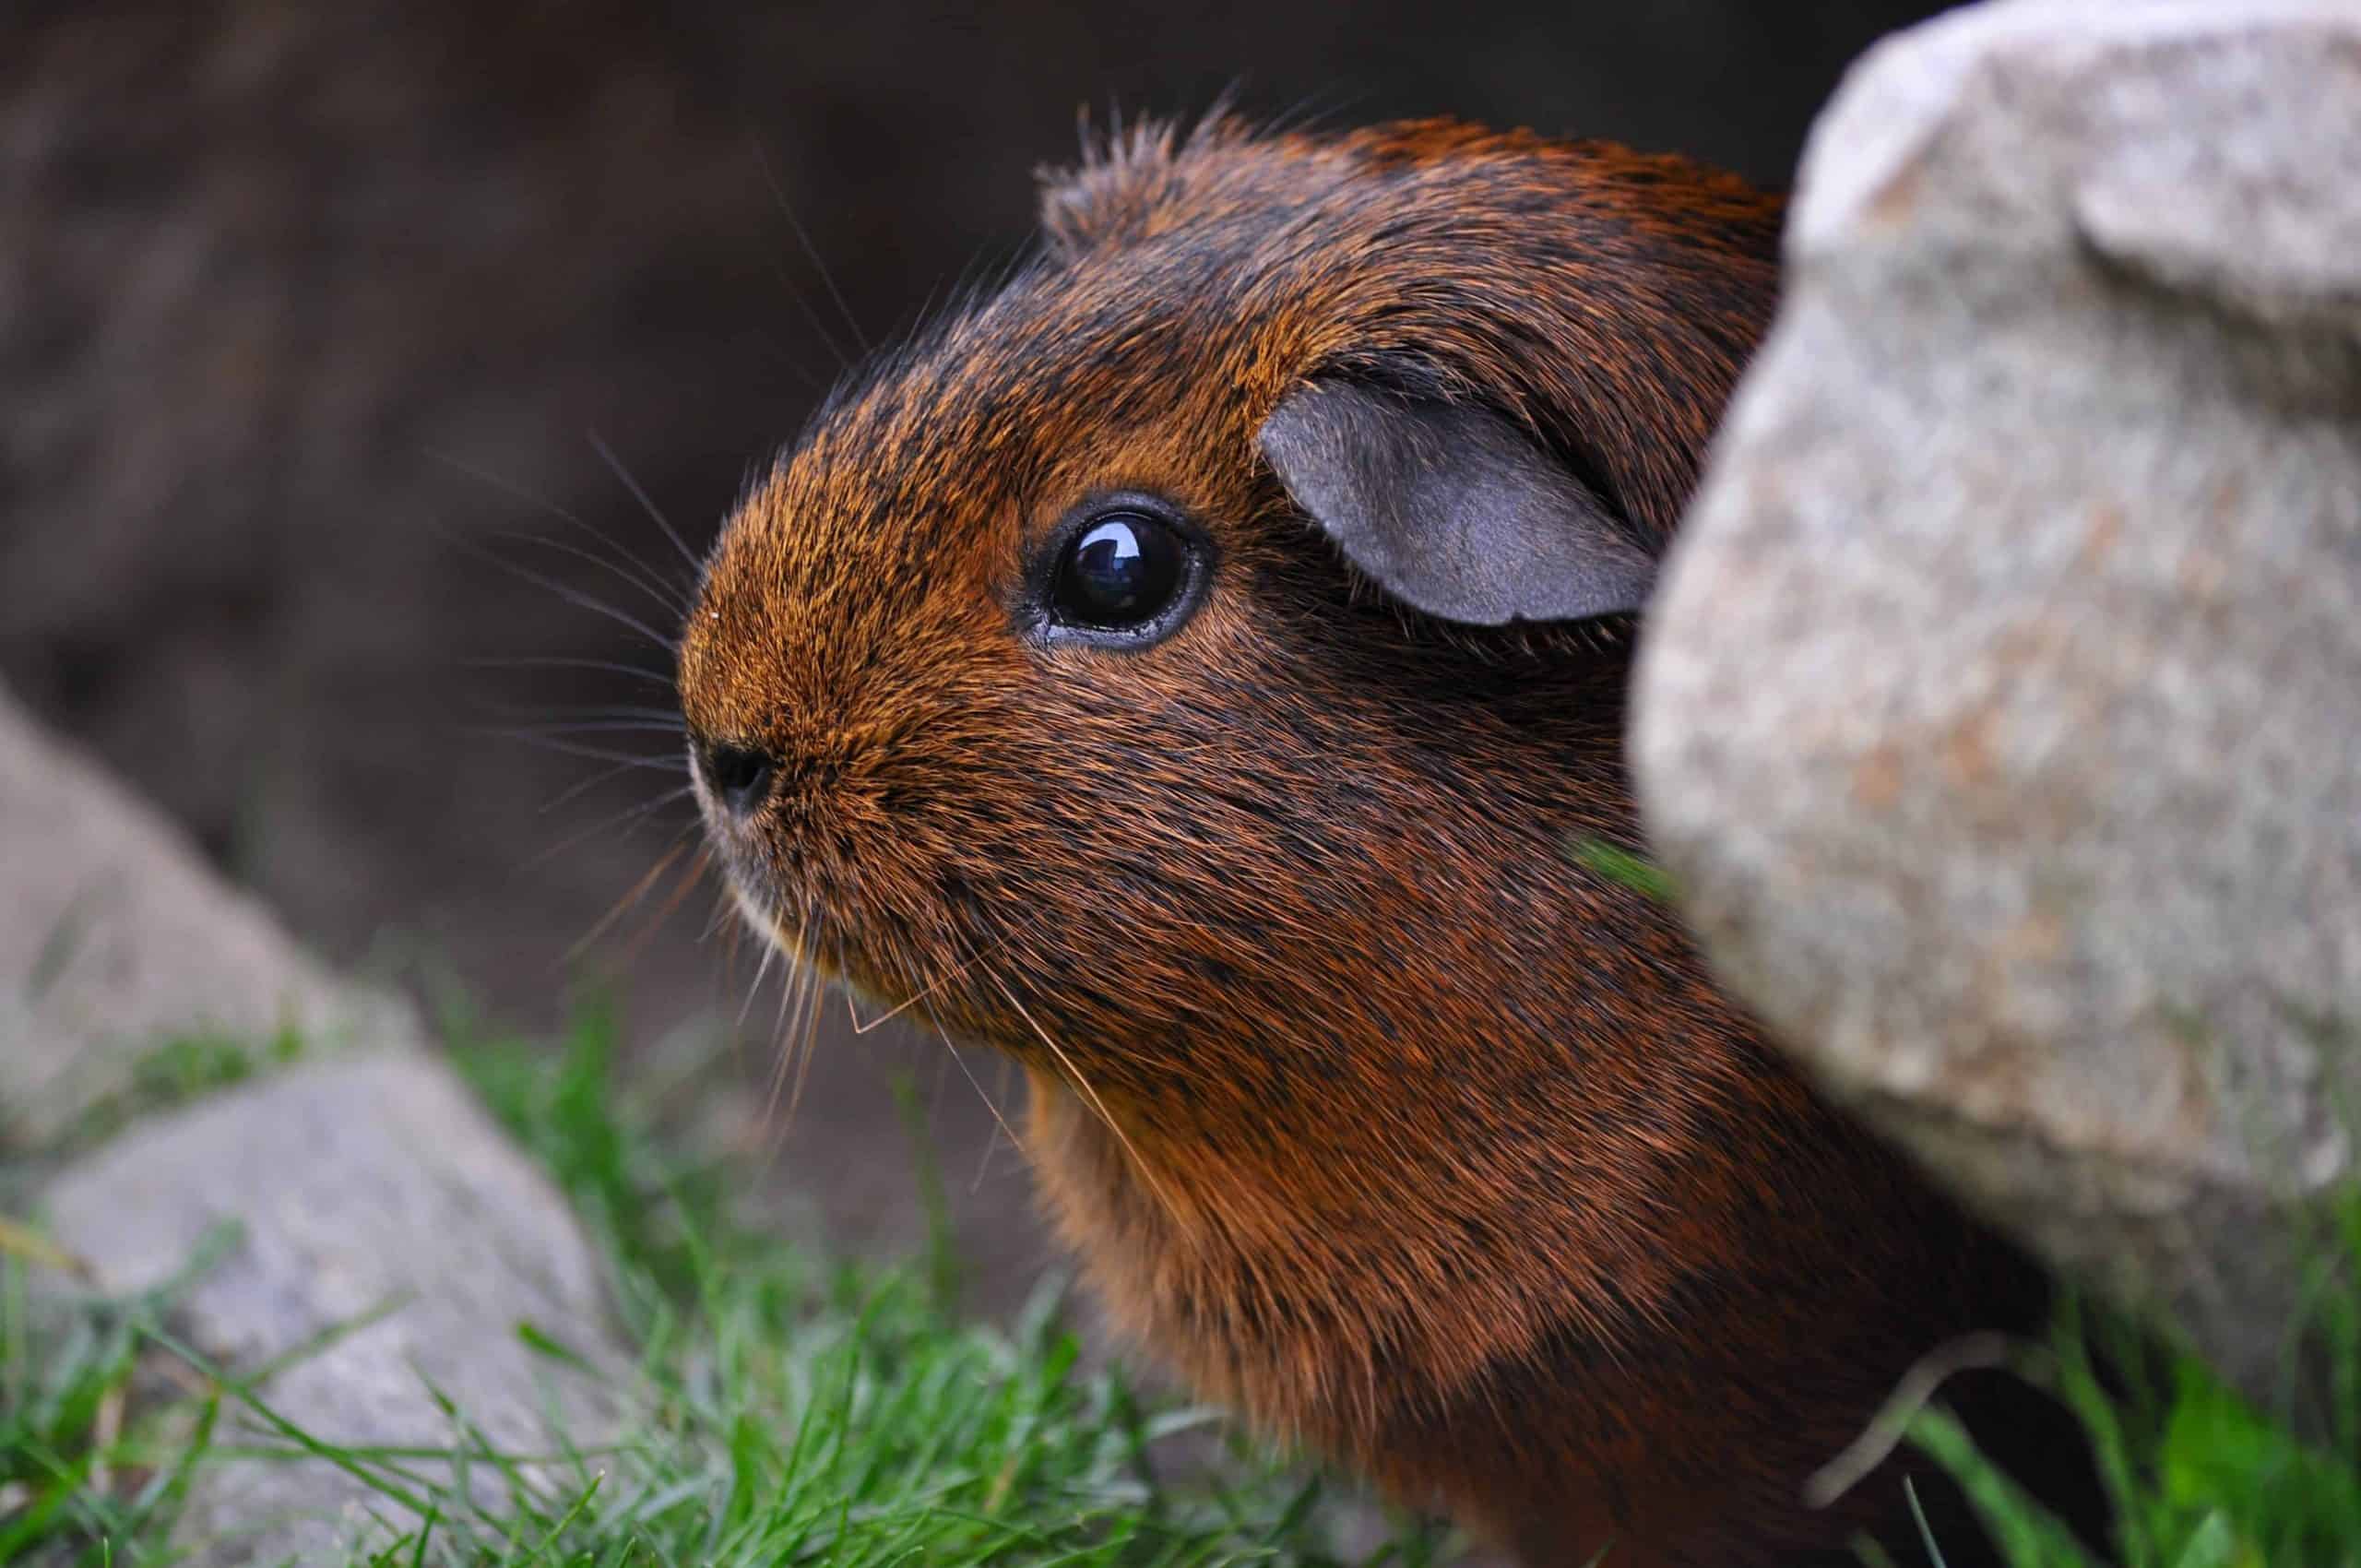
xmin=699 ymin=741 xmax=777 ymax=816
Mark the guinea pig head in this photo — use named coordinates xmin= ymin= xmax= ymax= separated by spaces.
xmin=672 ymin=117 xmax=1989 ymax=1562
xmin=677 ymin=115 xmax=1783 ymax=1083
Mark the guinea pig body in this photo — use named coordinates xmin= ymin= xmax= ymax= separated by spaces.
xmin=677 ymin=117 xmax=2079 ymax=1566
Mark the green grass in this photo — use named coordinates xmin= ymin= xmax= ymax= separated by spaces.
xmin=6 ymin=1011 xmax=2358 ymax=1567
xmin=0 ymin=1011 xmax=1457 ymax=1566
xmin=1905 ymin=1201 xmax=2361 ymax=1568
xmin=67 ymin=1028 xmax=307 ymax=1155
xmin=1561 ymin=838 xmax=1677 ymax=903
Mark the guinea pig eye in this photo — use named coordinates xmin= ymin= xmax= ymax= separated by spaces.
xmin=1046 ymin=510 xmax=1196 ymax=637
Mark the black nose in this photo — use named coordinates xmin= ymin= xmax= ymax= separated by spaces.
xmin=699 ymin=741 xmax=777 ymax=816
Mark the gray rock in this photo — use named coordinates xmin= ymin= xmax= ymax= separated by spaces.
xmin=2 ymin=685 xmax=628 ymax=1554
xmin=0 ymin=681 xmax=415 ymax=1147
xmin=1634 ymin=0 xmax=2361 ymax=1417
xmin=40 ymin=1051 xmax=629 ymax=1563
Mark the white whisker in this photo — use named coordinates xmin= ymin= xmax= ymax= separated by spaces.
xmin=982 ymin=962 xmax=1177 ymax=1222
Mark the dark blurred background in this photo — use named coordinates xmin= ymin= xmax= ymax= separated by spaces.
xmin=1 ymin=0 xmax=1948 ymax=1306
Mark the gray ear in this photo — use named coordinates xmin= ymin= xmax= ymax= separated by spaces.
xmin=1256 ymin=382 xmax=1658 ymax=626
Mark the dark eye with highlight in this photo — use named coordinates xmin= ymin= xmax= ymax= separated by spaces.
xmin=1043 ymin=506 xmax=1204 ymax=643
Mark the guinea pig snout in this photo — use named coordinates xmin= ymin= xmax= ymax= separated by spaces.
xmin=694 ymin=739 xmax=777 ymax=818
xmin=692 ymin=731 xmax=859 ymax=826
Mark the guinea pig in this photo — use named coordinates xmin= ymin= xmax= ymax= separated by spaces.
xmin=674 ymin=115 xmax=2088 ymax=1567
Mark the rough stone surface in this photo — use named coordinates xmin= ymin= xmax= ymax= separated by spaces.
xmin=1634 ymin=0 xmax=2361 ymax=1414
xmin=4 ymin=683 xmax=628 ymax=1555
xmin=40 ymin=1051 xmax=629 ymax=1562
xmin=0 ymin=680 xmax=416 ymax=1147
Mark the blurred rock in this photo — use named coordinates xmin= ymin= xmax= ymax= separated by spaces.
xmin=0 ymin=681 xmax=416 ymax=1148
xmin=41 ymin=1051 xmax=629 ymax=1563
xmin=3 ymin=676 xmax=620 ymax=1554
xmin=1636 ymin=0 xmax=2361 ymax=1416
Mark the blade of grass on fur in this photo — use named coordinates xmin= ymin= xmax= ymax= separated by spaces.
xmin=1564 ymin=837 xmax=1677 ymax=901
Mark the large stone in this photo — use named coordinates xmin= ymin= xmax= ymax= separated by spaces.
xmin=0 ymin=681 xmax=414 ymax=1147
xmin=1634 ymin=0 xmax=2361 ymax=1416
xmin=2 ymin=682 xmax=630 ymax=1554
xmin=39 ymin=1051 xmax=630 ymax=1562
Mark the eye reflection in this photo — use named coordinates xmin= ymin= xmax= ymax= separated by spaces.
xmin=1050 ymin=512 xmax=1189 ymax=631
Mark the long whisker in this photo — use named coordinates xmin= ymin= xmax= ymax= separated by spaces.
xmin=703 ymin=883 xmax=747 ymax=944
xmin=431 ymin=450 xmax=695 ymax=611
xmin=755 ymin=251 xmax=852 ymax=374
xmin=466 ymin=705 xmax=685 ymax=748
xmin=480 ymin=734 xmax=686 ymax=771
xmin=462 ymin=655 xmax=677 ymax=688
xmin=612 ymin=841 xmax=716 ymax=972
xmin=736 ymin=937 xmax=779 ymax=1032
xmin=841 ymin=922 xmax=1018 ymax=1036
xmin=753 ymin=901 xmax=814 ymax=1165
xmin=967 ymin=1045 xmax=1026 ymax=1193
xmin=563 ymin=839 xmax=692 ymax=967
xmin=436 ymin=515 xmax=682 ymax=657
xmin=587 ymin=432 xmax=706 ymax=579
xmin=873 ymin=932 xmax=1028 ymax=1166
xmin=479 ymin=720 xmax=689 ymax=740
xmin=478 ymin=548 xmax=681 ymax=656
xmin=742 ymin=314 xmax=831 ymax=395
xmin=718 ymin=894 xmax=766 ymax=1097
xmin=538 ymin=756 xmax=671 ymax=815
xmin=944 ymin=1035 xmax=1027 ymax=1170
xmin=780 ymin=944 xmax=827 ymax=1130
xmin=478 ymin=702 xmax=687 ymax=725
xmin=984 ymin=964 xmax=1178 ymax=1221
xmin=970 ymin=1091 xmax=1008 ymax=1194
xmin=489 ymin=528 xmax=691 ymax=620
xmin=521 ymin=786 xmax=698 ymax=872
xmin=750 ymin=137 xmax=871 ymax=358
xmin=718 ymin=900 xmax=745 ymax=998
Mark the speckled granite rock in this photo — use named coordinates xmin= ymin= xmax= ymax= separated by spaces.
xmin=0 ymin=680 xmax=417 ymax=1147
xmin=1634 ymin=0 xmax=2361 ymax=1417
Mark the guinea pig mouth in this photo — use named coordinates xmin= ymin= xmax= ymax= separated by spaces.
xmin=722 ymin=869 xmax=933 ymax=1039
xmin=722 ymin=869 xmax=823 ymax=968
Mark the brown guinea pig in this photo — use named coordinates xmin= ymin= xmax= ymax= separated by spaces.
xmin=675 ymin=115 xmax=2082 ymax=1566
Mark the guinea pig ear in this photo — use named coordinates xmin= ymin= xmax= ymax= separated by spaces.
xmin=1256 ymin=382 xmax=1660 ymax=626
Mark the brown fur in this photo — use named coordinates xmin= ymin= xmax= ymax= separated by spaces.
xmin=675 ymin=116 xmax=2082 ymax=1565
